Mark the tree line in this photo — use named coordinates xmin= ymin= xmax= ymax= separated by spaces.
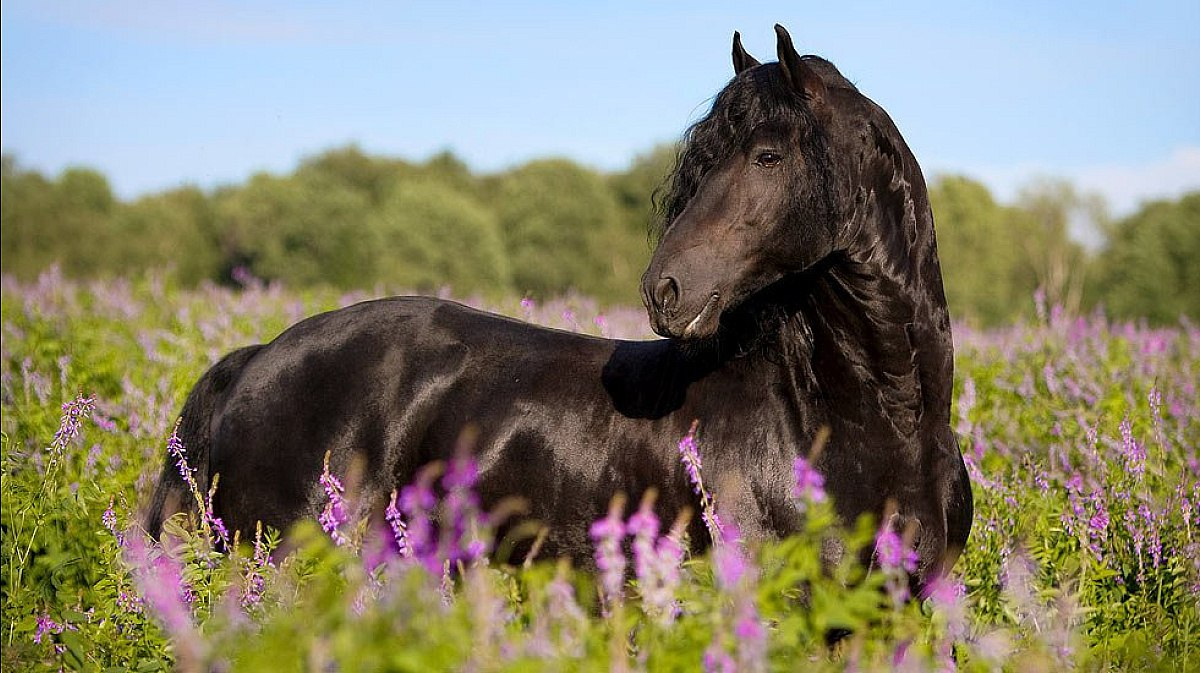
xmin=2 ymin=147 xmax=1196 ymax=324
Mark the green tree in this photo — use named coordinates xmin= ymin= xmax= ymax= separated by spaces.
xmin=488 ymin=158 xmax=642 ymax=303
xmin=295 ymin=145 xmax=412 ymax=207
xmin=609 ymin=143 xmax=677 ymax=236
xmin=930 ymin=175 xmax=1034 ymax=325
xmin=369 ymin=177 xmax=511 ymax=296
xmin=0 ymin=159 xmax=118 ymax=278
xmin=1090 ymin=192 xmax=1200 ymax=322
xmin=1010 ymin=179 xmax=1098 ymax=315
xmin=213 ymin=172 xmax=374 ymax=288
xmin=2 ymin=155 xmax=58 ymax=278
xmin=109 ymin=187 xmax=221 ymax=284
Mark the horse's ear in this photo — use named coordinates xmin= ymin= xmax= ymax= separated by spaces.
xmin=774 ymin=24 xmax=826 ymax=103
xmin=732 ymin=31 xmax=760 ymax=74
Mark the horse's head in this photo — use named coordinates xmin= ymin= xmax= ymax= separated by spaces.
xmin=643 ymin=25 xmax=923 ymax=340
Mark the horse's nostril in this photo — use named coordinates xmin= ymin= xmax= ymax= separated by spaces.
xmin=654 ymin=276 xmax=681 ymax=316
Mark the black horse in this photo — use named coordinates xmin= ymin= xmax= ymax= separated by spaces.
xmin=147 ymin=25 xmax=971 ymax=588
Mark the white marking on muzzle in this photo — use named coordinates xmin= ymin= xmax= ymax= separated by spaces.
xmin=682 ymin=293 xmax=721 ymax=338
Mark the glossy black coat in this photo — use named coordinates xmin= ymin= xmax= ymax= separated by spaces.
xmin=146 ymin=26 xmax=971 ymax=587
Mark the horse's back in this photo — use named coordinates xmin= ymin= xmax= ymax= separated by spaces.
xmin=204 ymin=296 xmax=617 ymax=538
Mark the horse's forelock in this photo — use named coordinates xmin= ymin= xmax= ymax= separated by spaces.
xmin=652 ymin=63 xmax=817 ymax=242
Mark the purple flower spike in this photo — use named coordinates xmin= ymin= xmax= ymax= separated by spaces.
xmin=678 ymin=421 xmax=704 ymax=496
xmin=792 ymin=455 xmax=826 ymax=509
xmin=589 ymin=497 xmax=627 ymax=612
xmin=875 ymin=516 xmax=919 ymax=608
xmin=713 ymin=522 xmax=755 ymax=590
xmin=875 ymin=525 xmax=919 ymax=575
xmin=703 ymin=646 xmax=736 ymax=673
xmin=400 ymin=464 xmax=441 ymax=572
xmin=102 ymin=497 xmax=126 ymax=548
xmin=34 ymin=615 xmax=65 ymax=645
xmin=629 ymin=495 xmax=685 ymax=625
xmin=318 ymin=452 xmax=350 ymax=547
xmin=49 ymin=393 xmax=96 ymax=458
xmin=677 ymin=420 xmax=723 ymax=541
xmin=1119 ymin=417 xmax=1146 ymax=480
xmin=442 ymin=453 xmax=488 ymax=565
xmin=385 ymin=490 xmax=414 ymax=559
xmin=124 ymin=537 xmax=206 ymax=664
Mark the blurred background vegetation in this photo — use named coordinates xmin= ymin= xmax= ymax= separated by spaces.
xmin=2 ymin=146 xmax=1196 ymax=324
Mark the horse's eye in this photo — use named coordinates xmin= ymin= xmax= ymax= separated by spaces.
xmin=755 ymin=151 xmax=783 ymax=168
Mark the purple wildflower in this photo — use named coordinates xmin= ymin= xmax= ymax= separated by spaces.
xmin=1086 ymin=491 xmax=1109 ymax=562
xmin=713 ymin=522 xmax=749 ymax=589
xmin=85 ymin=443 xmax=102 ymax=471
xmin=678 ymin=420 xmax=723 ymax=541
xmin=49 ymin=393 xmax=96 ymax=458
xmin=628 ymin=494 xmax=685 ymax=625
xmin=205 ymin=482 xmax=230 ymax=548
xmin=1033 ymin=287 xmax=1047 ymax=322
xmin=543 ymin=565 xmax=587 ymax=657
xmin=385 ymin=490 xmax=413 ymax=559
xmin=33 ymin=615 xmax=64 ymax=644
xmin=708 ymin=522 xmax=765 ymax=672
xmin=399 ymin=464 xmax=440 ymax=572
xmin=703 ymin=646 xmax=736 ymax=673
xmin=792 ymin=454 xmax=826 ymax=508
xmin=1140 ymin=503 xmax=1163 ymax=569
xmin=876 ymin=517 xmax=919 ymax=607
xmin=628 ymin=497 xmax=660 ymax=581
xmin=875 ymin=525 xmax=919 ymax=575
xmin=589 ymin=497 xmax=627 ymax=611
xmin=1149 ymin=386 xmax=1165 ymax=445
xmin=1043 ymin=361 xmax=1060 ymax=397
xmin=318 ymin=451 xmax=350 ymax=547
xmin=734 ymin=603 xmax=767 ymax=672
xmin=166 ymin=426 xmax=226 ymax=545
xmin=124 ymin=536 xmax=206 ymax=665
xmin=1119 ymin=417 xmax=1146 ymax=479
xmin=678 ymin=421 xmax=704 ymax=495
xmin=442 ymin=453 xmax=488 ymax=564
xmin=241 ymin=522 xmax=272 ymax=610
xmin=102 ymin=497 xmax=126 ymax=548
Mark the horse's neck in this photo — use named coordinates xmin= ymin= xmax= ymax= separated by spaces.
xmin=794 ymin=261 xmax=947 ymax=435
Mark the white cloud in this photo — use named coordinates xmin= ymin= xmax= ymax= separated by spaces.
xmin=1072 ymin=146 xmax=1200 ymax=216
xmin=935 ymin=145 xmax=1200 ymax=218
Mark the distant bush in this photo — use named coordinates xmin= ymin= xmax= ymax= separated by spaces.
xmin=371 ymin=177 xmax=512 ymax=296
xmin=1 ymin=149 xmax=1196 ymax=320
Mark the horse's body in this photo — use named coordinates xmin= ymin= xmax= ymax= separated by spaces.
xmin=147 ymin=26 xmax=972 ymax=587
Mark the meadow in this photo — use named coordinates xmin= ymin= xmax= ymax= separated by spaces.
xmin=1 ymin=268 xmax=1197 ymax=671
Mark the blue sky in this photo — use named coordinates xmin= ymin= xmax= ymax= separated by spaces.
xmin=3 ymin=1 xmax=1198 ymax=216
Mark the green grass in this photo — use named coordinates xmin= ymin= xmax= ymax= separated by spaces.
xmin=2 ymin=269 xmax=1197 ymax=671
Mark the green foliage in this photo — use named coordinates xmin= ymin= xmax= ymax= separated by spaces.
xmin=1 ymin=159 xmax=117 ymax=278
xmin=488 ymin=158 xmax=645 ymax=304
xmin=1090 ymin=192 xmax=1200 ymax=322
xmin=929 ymin=175 xmax=1034 ymax=325
xmin=2 ymin=150 xmax=1195 ymax=320
xmin=2 ymin=274 xmax=1197 ymax=671
xmin=370 ymin=177 xmax=511 ymax=296
xmin=111 ymin=187 xmax=222 ymax=285
xmin=213 ymin=172 xmax=375 ymax=289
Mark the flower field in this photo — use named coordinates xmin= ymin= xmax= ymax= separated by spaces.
xmin=2 ymin=268 xmax=1197 ymax=671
